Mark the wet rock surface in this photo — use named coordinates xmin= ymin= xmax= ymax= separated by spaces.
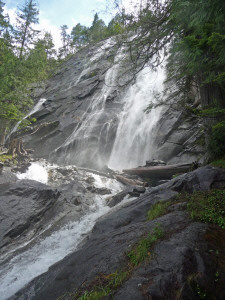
xmin=0 ymin=180 xmax=61 ymax=259
xmin=0 ymin=162 xmax=126 ymax=271
xmin=14 ymin=42 xmax=123 ymax=169
xmin=13 ymin=41 xmax=205 ymax=170
xmin=152 ymin=110 xmax=205 ymax=165
xmin=11 ymin=166 xmax=225 ymax=300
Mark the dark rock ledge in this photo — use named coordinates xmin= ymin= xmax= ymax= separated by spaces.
xmin=10 ymin=166 xmax=225 ymax=300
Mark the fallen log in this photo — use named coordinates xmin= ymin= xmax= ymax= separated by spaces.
xmin=123 ymin=163 xmax=193 ymax=180
xmin=115 ymin=175 xmax=145 ymax=186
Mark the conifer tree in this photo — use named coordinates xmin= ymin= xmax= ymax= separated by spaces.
xmin=58 ymin=25 xmax=72 ymax=59
xmin=71 ymin=23 xmax=89 ymax=48
xmin=89 ymin=13 xmax=107 ymax=42
xmin=15 ymin=0 xmax=39 ymax=59
xmin=0 ymin=0 xmax=8 ymax=35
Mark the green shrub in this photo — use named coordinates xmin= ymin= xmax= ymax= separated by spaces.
xmin=209 ymin=121 xmax=225 ymax=159
xmin=127 ymin=224 xmax=164 ymax=266
xmin=147 ymin=201 xmax=171 ymax=221
xmin=187 ymin=190 xmax=225 ymax=228
xmin=210 ymin=159 xmax=225 ymax=169
xmin=76 ymin=271 xmax=128 ymax=300
xmin=0 ymin=154 xmax=13 ymax=162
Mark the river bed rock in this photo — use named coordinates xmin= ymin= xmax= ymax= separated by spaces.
xmin=0 ymin=162 xmax=126 ymax=266
xmin=10 ymin=166 xmax=225 ymax=300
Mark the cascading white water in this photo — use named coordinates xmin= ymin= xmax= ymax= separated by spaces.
xmin=54 ymin=46 xmax=124 ymax=167
xmin=53 ymin=47 xmax=166 ymax=170
xmin=5 ymin=98 xmax=46 ymax=142
xmin=17 ymin=162 xmax=48 ymax=183
xmin=0 ymin=162 xmax=124 ymax=300
xmin=108 ymin=65 xmax=166 ymax=170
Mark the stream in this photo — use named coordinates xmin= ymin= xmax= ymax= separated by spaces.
xmin=0 ymin=161 xmax=128 ymax=300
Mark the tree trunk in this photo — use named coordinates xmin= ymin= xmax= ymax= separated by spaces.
xmin=0 ymin=118 xmax=8 ymax=151
xmin=7 ymin=138 xmax=27 ymax=157
xmin=200 ymin=82 xmax=225 ymax=109
xmin=199 ymin=82 xmax=225 ymax=160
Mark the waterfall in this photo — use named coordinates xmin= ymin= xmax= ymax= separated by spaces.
xmin=5 ymin=98 xmax=46 ymax=142
xmin=53 ymin=46 xmax=124 ymax=168
xmin=0 ymin=42 xmax=168 ymax=300
xmin=108 ymin=65 xmax=166 ymax=170
xmin=50 ymin=48 xmax=166 ymax=170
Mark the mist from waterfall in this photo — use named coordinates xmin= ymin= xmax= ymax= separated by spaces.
xmin=54 ymin=44 xmax=124 ymax=168
xmin=52 ymin=47 xmax=166 ymax=170
xmin=108 ymin=65 xmax=166 ymax=171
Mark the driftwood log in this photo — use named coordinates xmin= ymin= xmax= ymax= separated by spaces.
xmin=115 ymin=175 xmax=145 ymax=186
xmin=123 ymin=163 xmax=193 ymax=180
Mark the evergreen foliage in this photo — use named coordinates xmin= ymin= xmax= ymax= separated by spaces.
xmin=70 ymin=12 xmax=124 ymax=49
xmin=111 ymin=0 xmax=225 ymax=106
xmin=0 ymin=0 xmax=57 ymax=147
xmin=1 ymin=0 xmax=225 ymax=159
xmin=209 ymin=121 xmax=225 ymax=159
xmin=89 ymin=13 xmax=107 ymax=42
xmin=15 ymin=0 xmax=40 ymax=59
xmin=71 ymin=23 xmax=89 ymax=48
xmin=58 ymin=25 xmax=73 ymax=59
xmin=112 ymin=0 xmax=225 ymax=159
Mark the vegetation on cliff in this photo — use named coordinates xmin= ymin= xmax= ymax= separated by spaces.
xmin=0 ymin=0 xmax=57 ymax=148
xmin=109 ymin=0 xmax=225 ymax=161
xmin=1 ymin=0 xmax=225 ymax=160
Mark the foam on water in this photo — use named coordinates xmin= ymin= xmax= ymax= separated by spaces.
xmin=89 ymin=173 xmax=124 ymax=194
xmin=17 ymin=162 xmax=48 ymax=184
xmin=0 ymin=198 xmax=110 ymax=300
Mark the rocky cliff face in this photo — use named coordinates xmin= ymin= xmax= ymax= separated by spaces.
xmin=13 ymin=39 xmax=204 ymax=170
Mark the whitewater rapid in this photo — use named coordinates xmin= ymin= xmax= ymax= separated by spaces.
xmin=0 ymin=162 xmax=124 ymax=300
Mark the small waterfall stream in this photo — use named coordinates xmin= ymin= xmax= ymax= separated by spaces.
xmin=5 ymin=98 xmax=46 ymax=143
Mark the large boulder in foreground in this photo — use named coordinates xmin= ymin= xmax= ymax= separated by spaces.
xmin=0 ymin=180 xmax=60 ymax=258
xmin=11 ymin=166 xmax=225 ymax=300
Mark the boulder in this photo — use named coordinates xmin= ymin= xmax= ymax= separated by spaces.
xmin=107 ymin=189 xmax=132 ymax=207
xmin=0 ymin=162 xmax=3 ymax=174
xmin=87 ymin=186 xmax=112 ymax=195
xmin=0 ymin=180 xmax=60 ymax=255
xmin=11 ymin=166 xmax=225 ymax=300
xmin=145 ymin=159 xmax=166 ymax=166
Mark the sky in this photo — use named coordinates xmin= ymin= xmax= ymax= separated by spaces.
xmin=4 ymin=0 xmax=140 ymax=49
xmin=4 ymin=0 xmax=117 ymax=49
